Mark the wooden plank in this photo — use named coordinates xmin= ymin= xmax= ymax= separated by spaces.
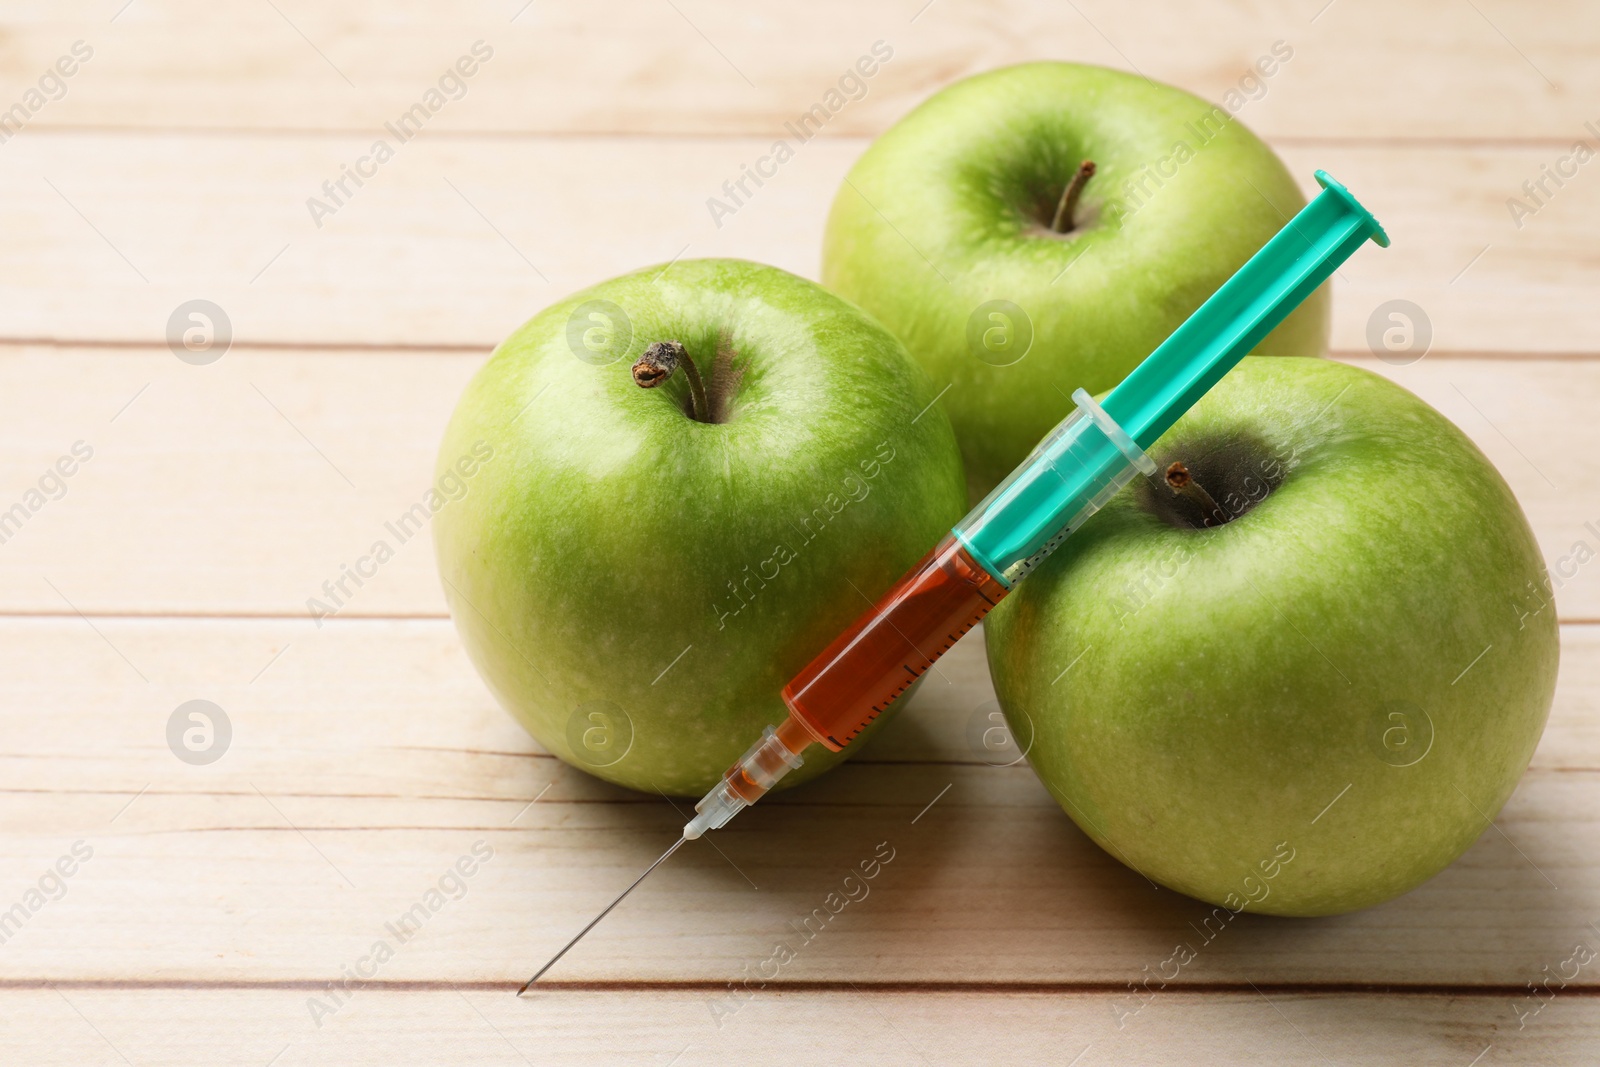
xmin=1 ymin=987 xmax=1584 ymax=1067
xmin=0 ymin=0 xmax=1591 ymax=140
xmin=0 ymin=617 xmax=1595 ymax=987
xmin=0 ymin=348 xmax=1593 ymax=618
xmin=0 ymin=135 xmax=1593 ymax=353
xmin=4 ymin=616 xmax=1596 ymax=782
xmin=0 ymin=346 xmax=476 ymax=617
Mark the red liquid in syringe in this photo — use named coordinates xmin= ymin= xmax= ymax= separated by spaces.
xmin=781 ymin=534 xmax=1011 ymax=751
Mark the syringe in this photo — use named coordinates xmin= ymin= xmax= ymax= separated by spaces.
xmin=519 ymin=170 xmax=1388 ymax=992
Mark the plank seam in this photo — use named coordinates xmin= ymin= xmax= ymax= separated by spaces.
xmin=14 ymin=610 xmax=1600 ymax=625
xmin=2 ymin=978 xmax=1593 ymax=997
xmin=3 ymin=341 xmax=1600 ymax=362
xmin=6 ymin=127 xmax=1595 ymax=149
xmin=0 ymin=338 xmax=491 ymax=355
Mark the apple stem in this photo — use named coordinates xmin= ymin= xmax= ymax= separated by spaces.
xmin=1050 ymin=160 xmax=1097 ymax=234
xmin=1164 ymin=461 xmax=1230 ymax=527
xmin=632 ymin=340 xmax=709 ymax=422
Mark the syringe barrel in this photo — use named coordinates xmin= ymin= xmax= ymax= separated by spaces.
xmin=955 ymin=389 xmax=1156 ymax=587
xmin=781 ymin=535 xmax=1010 ymax=751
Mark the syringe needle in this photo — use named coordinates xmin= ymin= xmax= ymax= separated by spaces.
xmin=517 ymin=834 xmax=687 ymax=995
xmin=519 ymin=722 xmax=806 ymax=992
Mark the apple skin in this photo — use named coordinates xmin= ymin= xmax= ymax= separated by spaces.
xmin=984 ymin=357 xmax=1558 ymax=916
xmin=434 ymin=259 xmax=967 ymax=797
xmin=822 ymin=61 xmax=1328 ymax=501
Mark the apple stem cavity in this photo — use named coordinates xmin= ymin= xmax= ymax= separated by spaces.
xmin=1165 ymin=461 xmax=1230 ymax=527
xmin=1049 ymin=159 xmax=1097 ymax=234
xmin=633 ymin=340 xmax=710 ymax=423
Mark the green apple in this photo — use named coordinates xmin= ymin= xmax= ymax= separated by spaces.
xmin=823 ymin=61 xmax=1328 ymax=501
xmin=985 ymin=357 xmax=1558 ymax=916
xmin=434 ymin=259 xmax=966 ymax=796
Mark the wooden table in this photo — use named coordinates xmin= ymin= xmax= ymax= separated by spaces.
xmin=2 ymin=2 xmax=1596 ymax=1063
